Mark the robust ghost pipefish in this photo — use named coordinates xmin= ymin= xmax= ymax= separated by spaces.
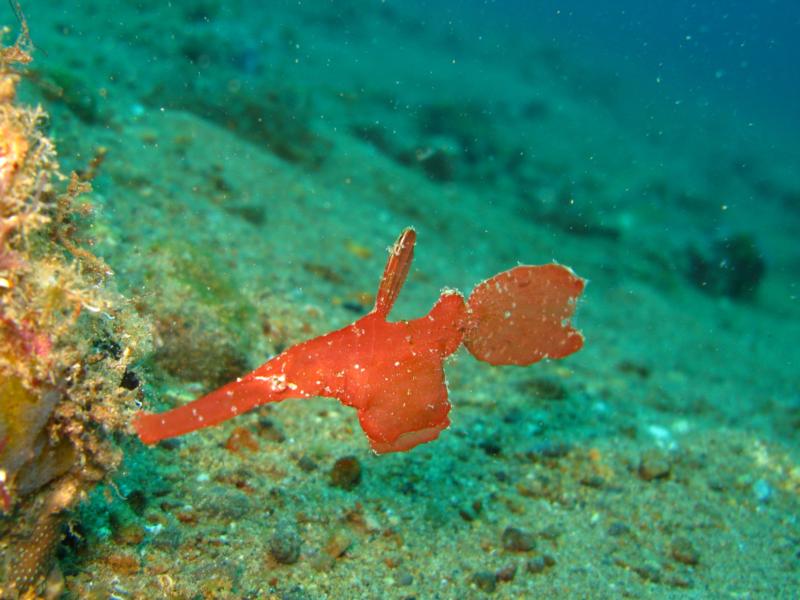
xmin=133 ymin=228 xmax=585 ymax=453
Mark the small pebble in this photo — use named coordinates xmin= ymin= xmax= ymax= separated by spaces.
xmin=670 ymin=537 xmax=700 ymax=565
xmin=580 ymin=475 xmax=605 ymax=489
xmin=526 ymin=441 xmax=571 ymax=460
xmin=324 ymin=530 xmax=352 ymax=558
xmin=280 ymin=585 xmax=311 ymax=600
xmin=120 ymin=369 xmax=140 ymax=390
xmin=330 ymin=456 xmax=362 ymax=490
xmin=638 ymin=450 xmax=672 ymax=481
xmin=114 ymin=523 xmax=145 ymax=545
xmin=494 ymin=470 xmax=510 ymax=483
xmin=309 ymin=550 xmax=335 ymax=573
xmin=518 ymin=376 xmax=568 ymax=400
xmin=342 ymin=301 xmax=366 ymax=314
xmin=667 ymin=575 xmax=693 ymax=589
xmin=257 ymin=417 xmax=287 ymax=443
xmin=297 ymin=455 xmax=318 ymax=472
xmin=607 ymin=521 xmax=630 ymax=537
xmin=617 ymin=360 xmax=651 ymax=378
xmin=479 ymin=439 xmax=502 ymax=456
xmin=459 ymin=508 xmax=476 ymax=522
xmin=516 ymin=478 xmax=548 ymax=498
xmin=753 ymin=479 xmax=773 ymax=503
xmin=501 ymin=526 xmax=536 ymax=552
xmin=470 ymin=571 xmax=496 ymax=592
xmin=526 ymin=554 xmax=556 ymax=574
xmin=159 ymin=438 xmax=182 ymax=451
xmin=634 ymin=563 xmax=662 ymax=583
xmin=270 ymin=521 xmax=302 ymax=564
xmin=460 ymin=499 xmax=483 ymax=522
xmin=495 ymin=563 xmax=516 ymax=582
xmin=202 ymin=487 xmax=250 ymax=520
xmin=224 ymin=427 xmax=259 ymax=453
xmin=538 ymin=525 xmax=563 ymax=541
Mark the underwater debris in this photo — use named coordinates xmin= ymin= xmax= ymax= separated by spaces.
xmin=134 ymin=228 xmax=585 ymax=453
xmin=1 ymin=16 xmax=150 ymax=598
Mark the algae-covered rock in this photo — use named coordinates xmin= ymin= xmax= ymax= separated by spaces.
xmin=0 ymin=21 xmax=151 ymax=598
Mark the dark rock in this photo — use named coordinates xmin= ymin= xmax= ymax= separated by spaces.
xmin=330 ymin=456 xmax=362 ymax=490
xmin=120 ymin=369 xmax=140 ymax=390
xmin=125 ymin=490 xmax=147 ymax=516
xmin=501 ymin=526 xmax=536 ymax=552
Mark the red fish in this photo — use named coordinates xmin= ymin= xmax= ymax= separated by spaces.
xmin=133 ymin=228 xmax=584 ymax=453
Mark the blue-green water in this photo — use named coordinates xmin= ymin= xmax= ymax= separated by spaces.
xmin=3 ymin=1 xmax=798 ymax=597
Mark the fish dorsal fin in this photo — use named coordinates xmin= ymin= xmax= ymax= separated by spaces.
xmin=374 ymin=227 xmax=416 ymax=318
